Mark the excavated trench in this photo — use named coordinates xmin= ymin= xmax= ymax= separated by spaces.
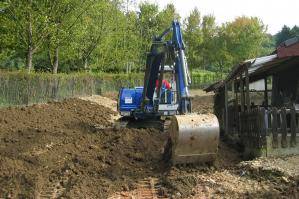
xmin=0 ymin=92 xmax=298 ymax=198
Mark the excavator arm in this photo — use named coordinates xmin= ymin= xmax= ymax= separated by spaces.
xmin=141 ymin=21 xmax=191 ymax=114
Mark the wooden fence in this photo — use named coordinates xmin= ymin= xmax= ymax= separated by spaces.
xmin=0 ymin=71 xmax=221 ymax=107
xmin=237 ymin=106 xmax=299 ymax=155
xmin=0 ymin=73 xmax=143 ymax=107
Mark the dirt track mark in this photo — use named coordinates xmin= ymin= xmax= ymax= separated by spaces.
xmin=109 ymin=178 xmax=168 ymax=199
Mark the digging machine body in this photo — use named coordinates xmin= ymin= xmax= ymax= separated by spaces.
xmin=118 ymin=21 xmax=219 ymax=165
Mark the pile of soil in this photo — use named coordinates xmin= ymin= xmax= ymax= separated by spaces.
xmin=191 ymin=94 xmax=214 ymax=114
xmin=0 ymin=98 xmax=166 ymax=198
xmin=0 ymin=91 xmax=298 ymax=198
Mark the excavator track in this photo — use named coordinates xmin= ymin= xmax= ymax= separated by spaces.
xmin=109 ymin=178 xmax=168 ymax=199
xmin=115 ymin=117 xmax=165 ymax=131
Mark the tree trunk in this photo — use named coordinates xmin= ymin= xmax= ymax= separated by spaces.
xmin=84 ymin=57 xmax=89 ymax=71
xmin=27 ymin=46 xmax=33 ymax=73
xmin=27 ymin=12 xmax=33 ymax=73
xmin=52 ymin=47 xmax=59 ymax=74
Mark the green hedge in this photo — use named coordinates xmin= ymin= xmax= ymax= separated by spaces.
xmin=191 ymin=70 xmax=225 ymax=88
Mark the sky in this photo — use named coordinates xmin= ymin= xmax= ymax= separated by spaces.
xmin=135 ymin=0 xmax=299 ymax=35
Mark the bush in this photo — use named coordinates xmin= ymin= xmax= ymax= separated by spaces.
xmin=191 ymin=70 xmax=225 ymax=88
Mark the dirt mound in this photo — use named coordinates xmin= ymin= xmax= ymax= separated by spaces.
xmin=239 ymin=155 xmax=299 ymax=178
xmin=80 ymin=95 xmax=118 ymax=113
xmin=0 ymin=98 xmax=166 ymax=198
xmin=1 ymin=92 xmax=298 ymax=199
xmin=192 ymin=94 xmax=214 ymax=114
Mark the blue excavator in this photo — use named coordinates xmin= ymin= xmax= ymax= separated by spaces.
xmin=118 ymin=21 xmax=219 ymax=165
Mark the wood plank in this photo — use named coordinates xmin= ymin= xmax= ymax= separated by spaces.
xmin=280 ymin=108 xmax=287 ymax=148
xmin=225 ymin=83 xmax=229 ymax=135
xmin=239 ymin=112 xmax=242 ymax=136
xmin=272 ymin=108 xmax=278 ymax=148
xmin=290 ymin=107 xmax=297 ymax=147
xmin=260 ymin=108 xmax=266 ymax=148
xmin=264 ymin=77 xmax=268 ymax=106
xmin=245 ymin=66 xmax=250 ymax=111
xmin=240 ymin=74 xmax=245 ymax=112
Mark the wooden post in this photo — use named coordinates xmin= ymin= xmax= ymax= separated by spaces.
xmin=264 ymin=77 xmax=268 ymax=107
xmin=235 ymin=81 xmax=239 ymax=107
xmin=290 ymin=107 xmax=297 ymax=147
xmin=245 ymin=66 xmax=250 ymax=111
xmin=225 ymin=83 xmax=229 ymax=135
xmin=272 ymin=108 xmax=278 ymax=148
xmin=240 ymin=74 xmax=245 ymax=112
xmin=233 ymin=81 xmax=239 ymax=133
xmin=280 ymin=108 xmax=287 ymax=148
xmin=260 ymin=107 xmax=266 ymax=148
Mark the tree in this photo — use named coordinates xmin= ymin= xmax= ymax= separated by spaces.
xmin=0 ymin=1 xmax=278 ymax=74
xmin=1 ymin=0 xmax=93 ymax=73
xmin=201 ymin=15 xmax=217 ymax=70
xmin=136 ymin=2 xmax=159 ymax=64
xmin=157 ymin=3 xmax=180 ymax=32
xmin=70 ymin=0 xmax=117 ymax=71
xmin=0 ymin=4 xmax=19 ymax=69
xmin=2 ymin=0 xmax=49 ymax=72
xmin=210 ymin=27 xmax=233 ymax=73
xmin=221 ymin=16 xmax=269 ymax=66
xmin=183 ymin=8 xmax=203 ymax=70
xmin=44 ymin=0 xmax=98 ymax=73
xmin=275 ymin=25 xmax=292 ymax=46
xmin=276 ymin=25 xmax=299 ymax=46
xmin=291 ymin=25 xmax=299 ymax=37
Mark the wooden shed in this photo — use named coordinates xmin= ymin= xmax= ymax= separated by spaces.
xmin=205 ymin=37 xmax=299 ymax=158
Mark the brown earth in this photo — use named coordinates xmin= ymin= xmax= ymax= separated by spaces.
xmin=0 ymin=91 xmax=298 ymax=198
xmin=0 ymin=99 xmax=166 ymax=198
xmin=191 ymin=94 xmax=214 ymax=114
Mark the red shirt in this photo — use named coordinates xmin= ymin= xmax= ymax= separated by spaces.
xmin=156 ymin=79 xmax=171 ymax=89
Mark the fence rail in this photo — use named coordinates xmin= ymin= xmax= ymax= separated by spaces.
xmin=238 ymin=106 xmax=299 ymax=150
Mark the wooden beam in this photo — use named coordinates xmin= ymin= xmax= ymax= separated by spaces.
xmin=264 ymin=77 xmax=268 ymax=106
xmin=245 ymin=66 xmax=250 ymax=110
xmin=281 ymin=108 xmax=287 ymax=148
xmin=290 ymin=107 xmax=297 ymax=147
xmin=272 ymin=107 xmax=278 ymax=148
xmin=235 ymin=81 xmax=239 ymax=107
xmin=240 ymin=74 xmax=245 ymax=112
xmin=225 ymin=83 xmax=229 ymax=134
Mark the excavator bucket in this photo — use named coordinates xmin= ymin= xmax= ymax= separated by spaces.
xmin=165 ymin=114 xmax=219 ymax=165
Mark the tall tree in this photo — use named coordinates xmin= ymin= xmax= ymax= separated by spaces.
xmin=275 ymin=25 xmax=292 ymax=46
xmin=157 ymin=3 xmax=180 ymax=32
xmin=70 ymin=0 xmax=116 ymax=71
xmin=137 ymin=2 xmax=159 ymax=64
xmin=2 ymin=0 xmax=49 ymax=72
xmin=183 ymin=8 xmax=202 ymax=70
xmin=201 ymin=15 xmax=217 ymax=70
xmin=275 ymin=25 xmax=299 ymax=46
xmin=45 ymin=0 xmax=96 ymax=73
xmin=1 ymin=0 xmax=93 ymax=72
xmin=222 ymin=16 xmax=269 ymax=66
